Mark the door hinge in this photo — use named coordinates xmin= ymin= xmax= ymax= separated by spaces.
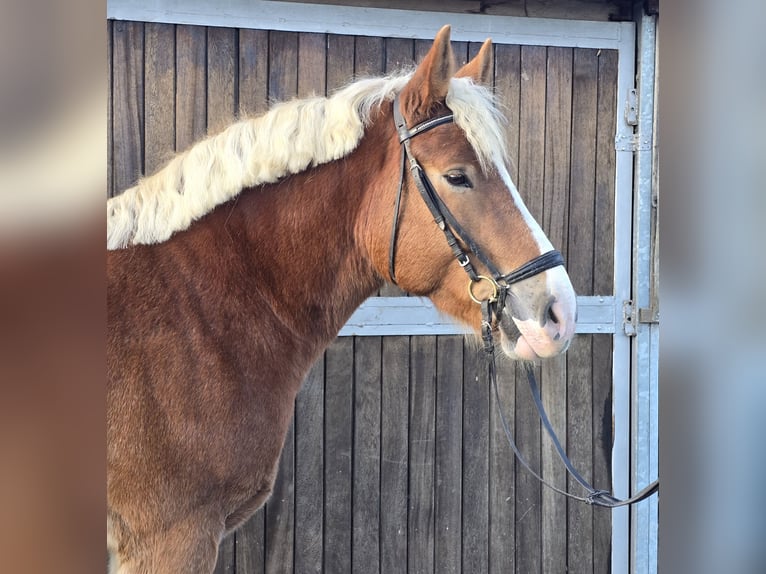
xmin=625 ymin=88 xmax=639 ymax=126
xmin=623 ymin=300 xmax=636 ymax=336
xmin=623 ymin=300 xmax=660 ymax=335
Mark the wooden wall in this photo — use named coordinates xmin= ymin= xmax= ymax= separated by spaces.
xmin=108 ymin=21 xmax=618 ymax=573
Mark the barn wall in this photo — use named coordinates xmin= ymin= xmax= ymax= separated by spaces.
xmin=108 ymin=15 xmax=627 ymax=573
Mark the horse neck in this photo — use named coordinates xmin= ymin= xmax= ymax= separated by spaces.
xmin=181 ymin=111 xmax=397 ymax=349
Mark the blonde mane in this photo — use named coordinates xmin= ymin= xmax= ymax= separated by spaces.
xmin=107 ymin=73 xmax=509 ymax=250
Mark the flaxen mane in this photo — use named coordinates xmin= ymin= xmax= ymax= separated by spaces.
xmin=106 ymin=73 xmax=509 ymax=250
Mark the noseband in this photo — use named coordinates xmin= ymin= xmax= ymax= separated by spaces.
xmin=387 ymin=95 xmax=658 ymax=509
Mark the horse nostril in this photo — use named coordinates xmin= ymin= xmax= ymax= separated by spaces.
xmin=543 ymin=296 xmax=559 ymax=326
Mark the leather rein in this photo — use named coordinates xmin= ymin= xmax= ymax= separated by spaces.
xmin=387 ymin=95 xmax=658 ymax=508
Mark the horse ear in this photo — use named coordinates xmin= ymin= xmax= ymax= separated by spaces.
xmin=399 ymin=25 xmax=455 ymax=118
xmin=455 ymin=38 xmax=493 ymax=86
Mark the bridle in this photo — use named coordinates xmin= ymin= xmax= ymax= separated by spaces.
xmin=387 ymin=95 xmax=659 ymax=508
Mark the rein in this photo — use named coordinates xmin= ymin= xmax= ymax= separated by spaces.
xmin=388 ymin=95 xmax=659 ymax=508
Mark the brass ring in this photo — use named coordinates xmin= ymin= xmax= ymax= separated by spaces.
xmin=468 ymin=275 xmax=499 ymax=304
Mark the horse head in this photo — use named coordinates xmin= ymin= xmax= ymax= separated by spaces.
xmin=374 ymin=26 xmax=577 ymax=360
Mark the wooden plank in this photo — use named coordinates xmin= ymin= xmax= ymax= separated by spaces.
xmin=260 ymin=34 xmax=299 ymax=574
xmin=107 ymin=20 xmax=114 ymax=197
xmin=111 ymin=20 xmax=144 ymax=195
xmin=540 ymin=45 xmax=573 ymax=574
xmin=144 ymin=23 xmax=176 ymax=175
xmin=514 ymin=44 xmax=547 ymax=574
xmin=293 ymin=33 xmax=327 ymax=574
xmin=408 ymin=335 xmax=436 ymax=574
xmin=323 ymin=337 xmax=354 ymax=573
xmin=236 ymin=510 xmax=266 ymax=574
xmin=488 ymin=354 xmax=517 ymax=574
xmin=214 ymin=532 xmax=236 ymax=574
xmin=298 ymin=32 xmax=327 ymax=97
xmin=265 ymin=423 xmax=295 ymax=574
xmin=207 ymin=27 xmax=238 ymax=134
xmin=352 ymin=337 xmax=382 ymax=574
xmin=269 ymin=30 xmax=299 ymax=102
xmin=354 ymin=35 xmax=384 ymax=78
xmin=461 ymin=337 xmax=489 ymax=574
xmin=326 ymin=34 xmax=355 ymax=93
xmin=175 ymin=24 xmax=207 ymax=152
xmin=567 ymin=47 xmax=600 ymax=572
xmin=380 ymin=335 xmax=409 ymax=574
xmin=592 ymin=333 xmax=613 ymax=573
xmin=239 ymin=29 xmax=269 ymax=116
xmin=294 ymin=358 xmax=325 ymax=574
xmin=593 ymin=47 xmax=619 ymax=573
xmin=384 ymin=37 xmax=415 ymax=73
xmin=434 ymin=335 xmax=463 ymax=574
xmin=489 ymin=44 xmax=520 ymax=574
xmin=594 ymin=49 xmax=619 ymax=300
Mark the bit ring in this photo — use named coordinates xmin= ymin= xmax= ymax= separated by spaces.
xmin=468 ymin=275 xmax=499 ymax=304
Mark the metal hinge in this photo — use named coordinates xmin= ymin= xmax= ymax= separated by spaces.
xmin=615 ymin=88 xmax=652 ymax=152
xmin=622 ymin=300 xmax=637 ymax=336
xmin=623 ymin=300 xmax=660 ymax=335
xmin=625 ymin=88 xmax=639 ymax=126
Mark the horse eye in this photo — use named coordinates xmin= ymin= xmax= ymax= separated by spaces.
xmin=444 ymin=172 xmax=472 ymax=189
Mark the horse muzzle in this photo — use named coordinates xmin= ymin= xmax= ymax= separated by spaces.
xmin=497 ymin=266 xmax=577 ymax=360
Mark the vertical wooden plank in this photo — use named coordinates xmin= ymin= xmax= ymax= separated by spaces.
xmin=540 ymin=45 xmax=573 ymax=574
xmin=239 ymin=29 xmax=269 ymax=116
xmin=352 ymin=337 xmax=382 ymax=574
xmin=236 ymin=510 xmax=266 ymax=574
xmin=384 ymin=37 xmax=415 ymax=73
xmin=262 ymin=29 xmax=299 ymax=574
xmin=353 ymin=35 xmax=384 ymax=78
xmin=294 ymin=358 xmax=325 ymax=574
xmin=461 ymin=338 xmax=489 ymax=574
xmin=269 ymin=31 xmax=299 ymax=102
xmin=175 ymin=24 xmax=206 ymax=152
xmin=207 ymin=27 xmax=238 ymax=135
xmin=297 ymin=32 xmax=327 ymax=98
xmin=488 ymin=355 xmax=517 ymax=574
xmin=594 ymin=49 xmax=618 ymax=297
xmin=434 ymin=335 xmax=462 ymax=574
xmin=593 ymin=47 xmax=619 ymax=574
xmin=214 ymin=533 xmax=236 ymax=574
xmin=265 ymin=425 xmax=295 ymax=574
xmin=515 ymin=44 xmax=547 ymax=574
xmin=408 ymin=335 xmax=436 ymax=574
xmin=489 ymin=43 xmax=520 ymax=574
xmin=292 ymin=32 xmax=327 ymax=574
xmin=326 ymin=34 xmax=354 ymax=94
xmin=567 ymin=47 xmax=600 ymax=573
xmin=324 ymin=337 xmax=354 ymax=574
xmin=144 ymin=23 xmax=176 ymax=175
xmin=321 ymin=41 xmax=355 ymax=574
xmin=458 ymin=40 xmax=493 ymax=574
xmin=380 ymin=335 xmax=409 ymax=574
xmin=111 ymin=20 xmax=144 ymax=195
xmin=107 ymin=20 xmax=114 ymax=197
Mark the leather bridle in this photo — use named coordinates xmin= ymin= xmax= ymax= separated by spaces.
xmin=387 ymin=95 xmax=659 ymax=508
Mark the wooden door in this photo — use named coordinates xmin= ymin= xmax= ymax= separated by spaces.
xmin=109 ymin=20 xmax=619 ymax=573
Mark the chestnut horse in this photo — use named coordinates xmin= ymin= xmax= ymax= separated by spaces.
xmin=107 ymin=26 xmax=576 ymax=573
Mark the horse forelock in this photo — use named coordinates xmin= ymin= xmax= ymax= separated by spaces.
xmin=106 ymin=72 xmax=508 ymax=250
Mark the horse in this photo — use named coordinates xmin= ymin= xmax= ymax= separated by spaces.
xmin=107 ymin=25 xmax=577 ymax=573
